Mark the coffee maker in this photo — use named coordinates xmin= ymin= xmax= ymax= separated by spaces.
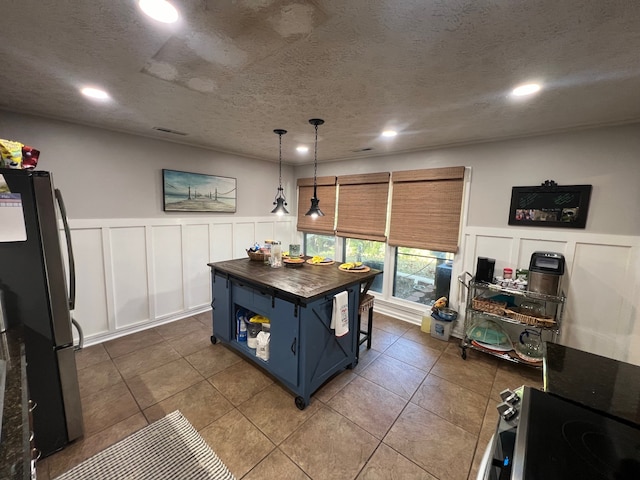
xmin=475 ymin=257 xmax=495 ymax=283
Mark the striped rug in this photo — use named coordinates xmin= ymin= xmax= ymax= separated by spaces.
xmin=55 ymin=411 xmax=235 ymax=480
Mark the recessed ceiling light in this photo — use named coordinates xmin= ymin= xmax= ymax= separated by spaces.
xmin=80 ymin=87 xmax=110 ymax=101
xmin=381 ymin=130 xmax=397 ymax=138
xmin=511 ymin=83 xmax=542 ymax=97
xmin=138 ymin=0 xmax=179 ymax=24
xmin=296 ymin=146 xmax=309 ymax=153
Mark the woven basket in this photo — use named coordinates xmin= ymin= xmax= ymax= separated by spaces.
xmin=246 ymin=249 xmax=267 ymax=262
xmin=504 ymin=309 xmax=556 ymax=327
xmin=472 ymin=297 xmax=507 ymax=315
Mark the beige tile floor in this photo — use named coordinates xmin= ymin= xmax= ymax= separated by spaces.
xmin=36 ymin=312 xmax=543 ymax=480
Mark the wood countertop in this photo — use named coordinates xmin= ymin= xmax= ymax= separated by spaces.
xmin=208 ymin=258 xmax=381 ymax=305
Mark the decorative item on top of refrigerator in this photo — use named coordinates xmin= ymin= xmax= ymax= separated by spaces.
xmin=0 ymin=138 xmax=40 ymax=169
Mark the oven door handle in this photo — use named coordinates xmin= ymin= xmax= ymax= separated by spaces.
xmin=477 ymin=433 xmax=495 ymax=480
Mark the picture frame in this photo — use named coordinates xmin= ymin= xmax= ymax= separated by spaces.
xmin=162 ymin=169 xmax=236 ymax=213
xmin=508 ymin=181 xmax=592 ymax=229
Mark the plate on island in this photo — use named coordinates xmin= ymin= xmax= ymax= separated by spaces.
xmin=306 ymin=258 xmax=335 ymax=265
xmin=338 ymin=264 xmax=371 ymax=273
xmin=284 ymin=257 xmax=304 ymax=263
xmin=284 ymin=258 xmax=305 ymax=267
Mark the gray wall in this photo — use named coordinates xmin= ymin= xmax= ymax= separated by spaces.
xmin=0 ymin=112 xmax=294 ymax=219
xmin=3 ymin=111 xmax=640 ymax=237
xmin=296 ymin=123 xmax=640 ymax=236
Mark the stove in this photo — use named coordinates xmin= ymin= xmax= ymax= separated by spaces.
xmin=481 ymin=386 xmax=640 ymax=480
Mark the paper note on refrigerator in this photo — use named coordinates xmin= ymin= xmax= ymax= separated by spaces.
xmin=0 ymin=174 xmax=27 ymax=242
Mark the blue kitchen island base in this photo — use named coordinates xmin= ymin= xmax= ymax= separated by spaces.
xmin=208 ymin=259 xmax=380 ymax=409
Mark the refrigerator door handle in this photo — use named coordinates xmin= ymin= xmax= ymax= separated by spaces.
xmin=54 ymin=188 xmax=75 ymax=310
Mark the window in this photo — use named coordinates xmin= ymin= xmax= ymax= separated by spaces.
xmin=296 ymin=176 xmax=336 ymax=235
xmin=336 ymin=173 xmax=389 ymax=242
xmin=343 ymin=238 xmax=385 ymax=293
xmin=304 ymin=233 xmax=336 ymax=259
xmin=388 ymin=167 xmax=465 ymax=253
xmin=393 ymin=247 xmax=454 ymax=306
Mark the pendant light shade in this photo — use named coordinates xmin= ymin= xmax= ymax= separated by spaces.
xmin=305 ymin=118 xmax=325 ymax=218
xmin=271 ymin=129 xmax=289 ymax=215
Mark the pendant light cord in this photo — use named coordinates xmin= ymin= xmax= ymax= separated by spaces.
xmin=273 ymin=129 xmax=287 ymax=202
xmin=278 ymin=133 xmax=283 ymax=190
xmin=313 ymin=122 xmax=318 ymax=192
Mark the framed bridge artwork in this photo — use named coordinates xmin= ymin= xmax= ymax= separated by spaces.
xmin=162 ymin=169 xmax=237 ymax=213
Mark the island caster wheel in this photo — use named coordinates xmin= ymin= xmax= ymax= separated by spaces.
xmin=347 ymin=358 xmax=359 ymax=369
xmin=210 ymin=335 xmax=217 ymax=345
xmin=295 ymin=396 xmax=307 ymax=410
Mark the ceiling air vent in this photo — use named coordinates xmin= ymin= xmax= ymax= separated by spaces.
xmin=153 ymin=127 xmax=188 ymax=136
xmin=351 ymin=147 xmax=373 ymax=152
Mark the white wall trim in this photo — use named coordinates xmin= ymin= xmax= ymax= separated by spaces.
xmin=455 ymin=224 xmax=640 ymax=363
xmin=67 ymin=215 xmax=295 ymax=346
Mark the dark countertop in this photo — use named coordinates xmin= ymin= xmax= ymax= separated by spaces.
xmin=0 ymin=328 xmax=29 ymax=480
xmin=544 ymin=341 xmax=640 ymax=426
xmin=209 ymin=258 xmax=381 ymax=305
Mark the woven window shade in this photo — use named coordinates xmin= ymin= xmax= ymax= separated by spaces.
xmin=388 ymin=167 xmax=465 ymax=253
xmin=296 ymin=176 xmax=336 ymax=234
xmin=336 ymin=173 xmax=389 ymax=242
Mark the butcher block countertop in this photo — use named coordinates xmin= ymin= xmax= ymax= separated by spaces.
xmin=208 ymin=258 xmax=381 ymax=305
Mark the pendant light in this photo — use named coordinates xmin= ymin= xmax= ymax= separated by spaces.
xmin=304 ymin=118 xmax=325 ymax=217
xmin=271 ymin=129 xmax=289 ymax=215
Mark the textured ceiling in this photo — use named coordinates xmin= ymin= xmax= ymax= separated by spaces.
xmin=1 ymin=0 xmax=639 ymax=165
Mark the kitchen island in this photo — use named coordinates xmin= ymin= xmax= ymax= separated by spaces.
xmin=208 ymin=258 xmax=380 ymax=409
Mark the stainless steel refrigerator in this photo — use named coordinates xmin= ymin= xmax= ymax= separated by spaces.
xmin=0 ymin=168 xmax=83 ymax=457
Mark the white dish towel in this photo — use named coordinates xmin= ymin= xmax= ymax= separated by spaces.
xmin=330 ymin=291 xmax=350 ymax=337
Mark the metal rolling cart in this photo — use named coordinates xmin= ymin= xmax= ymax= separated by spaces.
xmin=458 ymin=272 xmax=565 ymax=367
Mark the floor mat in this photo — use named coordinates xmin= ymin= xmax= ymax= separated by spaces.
xmin=54 ymin=411 xmax=235 ymax=480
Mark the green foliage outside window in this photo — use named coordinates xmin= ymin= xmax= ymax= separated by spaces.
xmin=394 ymin=247 xmax=453 ymax=305
xmin=343 ymin=238 xmax=385 ymax=292
xmin=304 ymin=234 xmax=335 ymax=259
xmin=303 ymin=235 xmax=453 ymax=303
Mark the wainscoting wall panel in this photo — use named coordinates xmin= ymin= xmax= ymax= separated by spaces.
xmin=110 ymin=226 xmax=150 ymax=330
xmin=65 ymin=216 xmax=639 ymax=363
xmin=67 ymin=217 xmax=295 ymax=345
xmin=66 ymin=228 xmax=109 ymax=339
xmin=565 ymin=243 xmax=634 ymax=359
xmin=233 ymin=222 xmax=257 ymax=259
xmin=457 ymin=227 xmax=640 ymax=363
xmin=151 ymin=225 xmax=184 ymax=318
xmin=256 ymin=222 xmax=275 ymax=246
xmin=210 ymin=223 xmax=233 ymax=262
xmin=184 ymin=224 xmax=211 ymax=309
xmin=472 ymin=235 xmax=514 ymax=274
xmin=517 ymin=239 xmax=568 ymax=269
